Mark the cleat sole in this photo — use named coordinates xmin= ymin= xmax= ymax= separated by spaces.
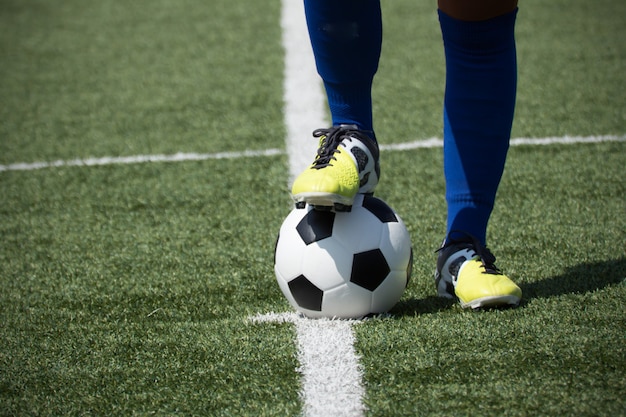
xmin=461 ymin=295 xmax=521 ymax=310
xmin=292 ymin=191 xmax=355 ymax=212
xmin=310 ymin=203 xmax=352 ymax=212
xmin=332 ymin=202 xmax=352 ymax=212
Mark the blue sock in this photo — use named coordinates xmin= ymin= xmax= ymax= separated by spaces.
xmin=304 ymin=0 xmax=382 ymax=134
xmin=439 ymin=9 xmax=518 ymax=245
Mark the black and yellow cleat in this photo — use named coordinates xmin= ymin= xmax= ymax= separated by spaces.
xmin=291 ymin=125 xmax=380 ymax=212
xmin=435 ymin=231 xmax=522 ymax=309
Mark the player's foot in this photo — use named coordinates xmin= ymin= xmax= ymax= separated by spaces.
xmin=434 ymin=231 xmax=522 ymax=309
xmin=291 ymin=125 xmax=380 ymax=211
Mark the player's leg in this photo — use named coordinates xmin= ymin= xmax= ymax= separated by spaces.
xmin=291 ymin=0 xmax=382 ymax=211
xmin=435 ymin=0 xmax=522 ymax=308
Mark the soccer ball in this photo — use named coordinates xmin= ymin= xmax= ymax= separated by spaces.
xmin=274 ymin=194 xmax=413 ymax=319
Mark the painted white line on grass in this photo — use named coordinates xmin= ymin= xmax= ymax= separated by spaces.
xmin=509 ymin=134 xmax=626 ymax=146
xmin=0 ymin=149 xmax=283 ymax=173
xmin=1 ymin=135 xmax=623 ymax=173
xmin=251 ymin=313 xmax=366 ymax=417
xmin=280 ymin=0 xmax=327 ymax=185
xmin=278 ymin=2 xmax=366 ymax=416
xmin=379 ymin=137 xmax=443 ymax=151
xmin=377 ymin=134 xmax=626 ymax=151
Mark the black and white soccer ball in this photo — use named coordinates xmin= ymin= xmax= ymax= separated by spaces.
xmin=274 ymin=194 xmax=413 ymax=319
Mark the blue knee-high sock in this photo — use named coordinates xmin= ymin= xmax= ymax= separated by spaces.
xmin=304 ymin=0 xmax=382 ymax=134
xmin=439 ymin=9 xmax=518 ymax=245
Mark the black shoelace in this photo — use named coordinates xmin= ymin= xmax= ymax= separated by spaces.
xmin=310 ymin=126 xmax=363 ymax=169
xmin=439 ymin=230 xmax=502 ymax=275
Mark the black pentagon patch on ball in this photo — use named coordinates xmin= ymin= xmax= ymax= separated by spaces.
xmin=296 ymin=210 xmax=335 ymax=245
xmin=350 ymin=249 xmax=391 ymax=291
xmin=288 ymin=275 xmax=324 ymax=311
xmin=362 ymin=196 xmax=398 ymax=223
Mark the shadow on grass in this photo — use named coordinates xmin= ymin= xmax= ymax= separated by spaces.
xmin=392 ymin=258 xmax=626 ymax=316
xmin=519 ymin=257 xmax=626 ymax=301
xmin=391 ymin=296 xmax=455 ymax=317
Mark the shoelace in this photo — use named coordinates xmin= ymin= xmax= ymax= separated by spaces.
xmin=438 ymin=230 xmax=502 ymax=275
xmin=310 ymin=126 xmax=363 ymax=169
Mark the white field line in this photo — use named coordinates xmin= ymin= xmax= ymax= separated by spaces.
xmin=378 ymin=134 xmax=626 ymax=151
xmin=281 ymin=0 xmax=327 ymax=185
xmin=509 ymin=134 xmax=626 ymax=146
xmin=278 ymin=2 xmax=366 ymax=417
xmin=0 ymin=149 xmax=283 ymax=173
xmin=250 ymin=313 xmax=366 ymax=417
xmin=1 ymin=134 xmax=624 ymax=173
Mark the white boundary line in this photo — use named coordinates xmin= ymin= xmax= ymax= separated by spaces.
xmin=277 ymin=2 xmax=367 ymax=417
xmin=281 ymin=0 xmax=327 ymax=185
xmin=377 ymin=134 xmax=626 ymax=151
xmin=509 ymin=134 xmax=626 ymax=146
xmin=250 ymin=313 xmax=366 ymax=417
xmin=1 ymin=135 xmax=623 ymax=173
xmin=0 ymin=149 xmax=284 ymax=173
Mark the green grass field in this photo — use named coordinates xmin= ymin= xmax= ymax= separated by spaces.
xmin=1 ymin=0 xmax=625 ymax=416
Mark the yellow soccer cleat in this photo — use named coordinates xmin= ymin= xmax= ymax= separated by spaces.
xmin=435 ymin=232 xmax=522 ymax=309
xmin=291 ymin=125 xmax=380 ymax=211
